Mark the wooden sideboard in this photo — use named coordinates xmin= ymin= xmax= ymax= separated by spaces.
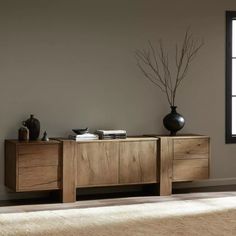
xmin=5 ymin=135 xmax=210 ymax=203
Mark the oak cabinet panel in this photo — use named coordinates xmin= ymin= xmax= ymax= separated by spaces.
xmin=18 ymin=166 xmax=61 ymax=191
xmin=5 ymin=142 xmax=17 ymax=191
xmin=5 ymin=140 xmax=61 ymax=192
xmin=157 ymin=136 xmax=210 ymax=196
xmin=76 ymin=142 xmax=119 ymax=186
xmin=172 ymin=137 xmax=210 ymax=181
xmin=173 ymin=159 xmax=209 ymax=181
xmin=18 ymin=144 xmax=60 ymax=167
xmin=173 ymin=138 xmax=209 ymax=160
xmin=119 ymin=141 xmax=157 ymax=184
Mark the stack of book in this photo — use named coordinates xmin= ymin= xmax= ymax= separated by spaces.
xmin=96 ymin=130 xmax=127 ymax=140
xmin=68 ymin=133 xmax=99 ymax=141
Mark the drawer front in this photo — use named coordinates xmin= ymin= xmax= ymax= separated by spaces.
xmin=18 ymin=166 xmax=61 ymax=191
xmin=18 ymin=144 xmax=60 ymax=167
xmin=173 ymin=159 xmax=209 ymax=181
xmin=174 ymin=138 xmax=209 ymax=160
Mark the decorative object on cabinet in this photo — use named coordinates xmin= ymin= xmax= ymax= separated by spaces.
xmin=68 ymin=133 xmax=98 ymax=141
xmin=135 ymin=29 xmax=203 ymax=135
xmin=163 ymin=106 xmax=185 ymax=136
xmin=72 ymin=128 xmax=89 ymax=135
xmin=18 ymin=124 xmax=29 ymax=141
xmin=41 ymin=131 xmax=49 ymax=141
xmin=24 ymin=114 xmax=40 ymax=140
xmin=96 ymin=130 xmax=127 ymax=139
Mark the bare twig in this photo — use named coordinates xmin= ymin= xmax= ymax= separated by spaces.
xmin=135 ymin=29 xmax=203 ymax=106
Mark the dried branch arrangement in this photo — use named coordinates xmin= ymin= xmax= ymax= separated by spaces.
xmin=135 ymin=29 xmax=204 ymax=106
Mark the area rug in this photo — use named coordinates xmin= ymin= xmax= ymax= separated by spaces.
xmin=0 ymin=194 xmax=236 ymax=236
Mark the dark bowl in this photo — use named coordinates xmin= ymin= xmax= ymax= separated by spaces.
xmin=72 ymin=128 xmax=89 ymax=135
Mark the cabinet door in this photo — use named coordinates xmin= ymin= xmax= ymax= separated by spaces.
xmin=119 ymin=141 xmax=157 ymax=184
xmin=76 ymin=142 xmax=119 ymax=186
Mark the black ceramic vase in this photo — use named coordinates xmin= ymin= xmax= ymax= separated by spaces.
xmin=163 ymin=106 xmax=185 ymax=136
xmin=24 ymin=114 xmax=40 ymax=140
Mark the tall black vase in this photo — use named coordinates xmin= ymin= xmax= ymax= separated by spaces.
xmin=24 ymin=114 xmax=40 ymax=140
xmin=163 ymin=106 xmax=185 ymax=136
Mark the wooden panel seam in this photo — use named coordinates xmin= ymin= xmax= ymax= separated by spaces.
xmin=16 ymin=145 xmax=19 ymax=191
xmin=159 ymin=137 xmax=173 ymax=196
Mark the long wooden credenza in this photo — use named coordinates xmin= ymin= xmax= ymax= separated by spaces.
xmin=5 ymin=135 xmax=210 ymax=203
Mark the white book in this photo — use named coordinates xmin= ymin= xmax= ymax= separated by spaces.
xmin=96 ymin=130 xmax=126 ymax=135
xmin=75 ymin=137 xmax=98 ymax=141
xmin=69 ymin=133 xmax=99 ymax=140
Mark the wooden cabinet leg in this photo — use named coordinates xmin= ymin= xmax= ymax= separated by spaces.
xmin=62 ymin=141 xmax=76 ymax=203
xmin=159 ymin=137 xmax=173 ymax=196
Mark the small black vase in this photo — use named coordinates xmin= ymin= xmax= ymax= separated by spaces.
xmin=24 ymin=114 xmax=40 ymax=140
xmin=163 ymin=106 xmax=185 ymax=136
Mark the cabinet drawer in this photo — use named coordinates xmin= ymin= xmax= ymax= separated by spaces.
xmin=173 ymin=159 xmax=209 ymax=181
xmin=18 ymin=144 xmax=60 ymax=167
xmin=18 ymin=166 xmax=61 ymax=191
xmin=173 ymin=138 xmax=209 ymax=160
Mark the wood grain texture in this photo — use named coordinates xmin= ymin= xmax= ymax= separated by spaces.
xmin=5 ymin=136 xmax=210 ymax=202
xmin=159 ymin=137 xmax=173 ymax=196
xmin=76 ymin=142 xmax=119 ymax=186
xmin=173 ymin=159 xmax=209 ymax=181
xmin=18 ymin=144 xmax=60 ymax=167
xmin=208 ymin=138 xmax=211 ymax=178
xmin=173 ymin=138 xmax=209 ymax=159
xmin=18 ymin=166 xmax=60 ymax=191
xmin=7 ymin=140 xmax=60 ymax=145
xmin=5 ymin=140 xmax=61 ymax=192
xmin=146 ymin=134 xmax=209 ymax=139
xmin=5 ymin=141 xmax=17 ymax=191
xmin=119 ymin=141 xmax=157 ymax=184
xmin=62 ymin=141 xmax=76 ymax=203
xmin=58 ymin=137 xmax=158 ymax=143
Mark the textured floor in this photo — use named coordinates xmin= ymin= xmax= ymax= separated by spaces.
xmin=0 ymin=192 xmax=235 ymax=236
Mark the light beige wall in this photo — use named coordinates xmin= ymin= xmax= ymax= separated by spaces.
xmin=0 ymin=0 xmax=236 ymax=199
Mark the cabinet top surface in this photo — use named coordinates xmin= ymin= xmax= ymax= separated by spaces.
xmin=144 ymin=134 xmax=210 ymax=139
xmin=5 ymin=134 xmax=209 ymax=145
xmin=5 ymin=140 xmax=60 ymax=145
xmin=57 ymin=137 xmax=158 ymax=143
